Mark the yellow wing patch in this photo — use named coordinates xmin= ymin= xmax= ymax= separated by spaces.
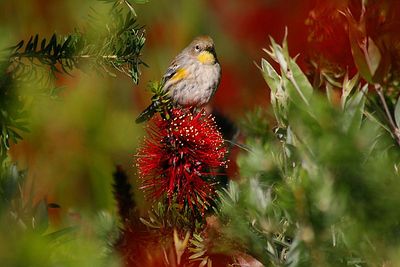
xmin=197 ymin=51 xmax=215 ymax=64
xmin=170 ymin=68 xmax=188 ymax=82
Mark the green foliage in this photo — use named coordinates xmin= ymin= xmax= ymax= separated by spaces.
xmin=343 ymin=8 xmax=381 ymax=83
xmin=341 ymin=2 xmax=400 ymax=148
xmin=7 ymin=33 xmax=83 ymax=79
xmin=0 ymin=163 xmax=25 ymax=212
xmin=0 ymin=62 xmax=28 ymax=162
xmin=0 ymin=1 xmax=146 ymax=266
xmin=6 ymin=8 xmax=146 ymax=84
xmin=0 ymin=215 xmax=121 ymax=267
xmin=0 ymin=160 xmax=121 ymax=266
xmin=0 ymin=162 xmax=51 ymax=234
xmin=0 ymin=0 xmax=146 ymax=162
xmin=84 ymin=7 xmax=146 ymax=84
xmin=217 ymin=180 xmax=290 ymax=265
xmin=140 ymin=201 xmax=203 ymax=233
xmin=395 ymin=98 xmax=400 ymax=130
xmin=215 ymin=34 xmax=400 ymax=266
xmin=135 ymin=81 xmax=173 ymax=123
xmin=99 ymin=0 xmax=149 ymax=16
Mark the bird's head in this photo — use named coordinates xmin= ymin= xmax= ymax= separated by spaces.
xmin=189 ymin=36 xmax=218 ymax=65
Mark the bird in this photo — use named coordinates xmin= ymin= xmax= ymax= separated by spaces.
xmin=135 ymin=35 xmax=221 ymax=123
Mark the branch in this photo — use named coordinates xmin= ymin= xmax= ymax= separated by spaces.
xmin=374 ymin=84 xmax=400 ymax=146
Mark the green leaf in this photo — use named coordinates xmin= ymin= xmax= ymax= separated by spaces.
xmin=189 ymin=250 xmax=206 ymax=260
xmin=264 ymin=36 xmax=313 ymax=107
xmin=326 ymin=83 xmax=335 ymax=105
xmin=344 ymin=10 xmax=381 ymax=82
xmin=44 ymin=226 xmax=78 ymax=241
xmin=345 ymin=13 xmax=371 ymax=82
xmin=261 ymin=58 xmax=287 ymax=124
xmin=266 ymin=37 xmax=287 ymax=71
xmin=132 ymin=0 xmax=149 ymax=4
xmin=32 ymin=34 xmax=38 ymax=52
xmin=285 ymin=58 xmax=313 ymax=106
xmin=341 ymin=72 xmax=360 ymax=108
xmin=366 ymin=37 xmax=381 ymax=77
xmin=395 ymin=97 xmax=400 ymax=128
xmin=124 ymin=0 xmax=137 ymax=16
xmin=40 ymin=38 xmax=46 ymax=50
xmin=261 ymin=58 xmax=281 ymax=94
xmin=24 ymin=36 xmax=33 ymax=53
xmin=343 ymin=84 xmax=367 ymax=132
xmin=33 ymin=199 xmax=49 ymax=233
xmin=9 ymin=40 xmax=24 ymax=52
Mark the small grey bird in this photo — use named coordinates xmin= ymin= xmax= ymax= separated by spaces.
xmin=136 ymin=36 xmax=221 ymax=123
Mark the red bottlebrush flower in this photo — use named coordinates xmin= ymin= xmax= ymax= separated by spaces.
xmin=136 ymin=108 xmax=227 ymax=211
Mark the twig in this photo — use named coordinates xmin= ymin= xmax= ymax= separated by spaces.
xmin=224 ymin=139 xmax=253 ymax=153
xmin=374 ymin=84 xmax=400 ymax=146
xmin=78 ymin=54 xmax=118 ymax=59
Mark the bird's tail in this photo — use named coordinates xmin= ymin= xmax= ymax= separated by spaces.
xmin=135 ymin=102 xmax=158 ymax=123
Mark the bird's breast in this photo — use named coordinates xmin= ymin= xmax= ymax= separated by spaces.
xmin=169 ymin=62 xmax=221 ymax=107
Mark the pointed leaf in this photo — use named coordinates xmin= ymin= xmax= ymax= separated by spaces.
xmin=9 ymin=40 xmax=24 ymax=52
xmin=268 ymin=37 xmax=287 ymax=71
xmin=341 ymin=72 xmax=360 ymax=109
xmin=343 ymin=84 xmax=367 ymax=132
xmin=24 ymin=36 xmax=34 ymax=53
xmin=395 ymin=97 xmax=400 ymax=128
xmin=326 ymin=83 xmax=335 ymax=105
xmin=345 ymin=10 xmax=372 ymax=82
xmin=33 ymin=199 xmax=49 ymax=233
xmin=32 ymin=34 xmax=38 ymax=52
xmin=286 ymin=58 xmax=313 ymax=106
xmin=44 ymin=226 xmax=77 ymax=241
xmin=40 ymin=38 xmax=47 ymax=50
xmin=189 ymin=250 xmax=206 ymax=260
xmin=366 ymin=37 xmax=381 ymax=76
xmin=261 ymin=58 xmax=281 ymax=94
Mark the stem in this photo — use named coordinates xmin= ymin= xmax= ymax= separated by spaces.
xmin=10 ymin=53 xmax=119 ymax=62
xmin=374 ymin=84 xmax=400 ymax=146
xmin=78 ymin=55 xmax=118 ymax=59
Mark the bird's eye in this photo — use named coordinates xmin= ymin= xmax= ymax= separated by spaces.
xmin=195 ymin=45 xmax=200 ymax=51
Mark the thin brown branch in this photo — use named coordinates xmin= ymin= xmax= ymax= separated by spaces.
xmin=374 ymin=84 xmax=400 ymax=146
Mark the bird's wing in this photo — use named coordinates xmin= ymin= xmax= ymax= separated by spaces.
xmin=162 ymin=62 xmax=180 ymax=84
xmin=162 ymin=53 xmax=189 ymax=86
